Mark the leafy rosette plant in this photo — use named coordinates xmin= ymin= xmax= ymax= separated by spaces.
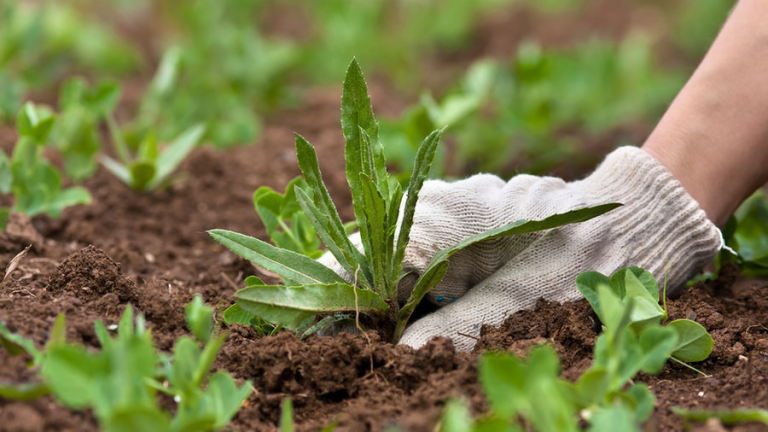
xmin=210 ymin=59 xmax=620 ymax=343
xmin=576 ymin=267 xmax=714 ymax=364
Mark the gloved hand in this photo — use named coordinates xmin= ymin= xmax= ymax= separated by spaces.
xmin=321 ymin=146 xmax=722 ymax=351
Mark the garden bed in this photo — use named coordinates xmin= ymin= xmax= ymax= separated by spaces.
xmin=0 ymin=88 xmax=767 ymax=431
xmin=2 ymin=0 xmax=767 ymax=430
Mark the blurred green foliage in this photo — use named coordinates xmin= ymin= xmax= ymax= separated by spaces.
xmin=382 ymin=36 xmax=685 ymax=179
xmin=0 ymin=0 xmax=140 ymax=121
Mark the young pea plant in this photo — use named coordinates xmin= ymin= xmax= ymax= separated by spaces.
xmin=49 ymin=77 xmax=121 ymax=181
xmin=576 ymin=266 xmax=714 ymax=367
xmin=440 ymin=267 xmax=711 ymax=432
xmin=2 ymin=299 xmax=251 ymax=431
xmin=210 ymin=59 xmax=619 ymax=343
xmin=0 ymin=102 xmax=91 ymax=228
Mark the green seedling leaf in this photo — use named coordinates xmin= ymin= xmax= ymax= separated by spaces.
xmin=129 ymin=162 xmax=155 ymax=191
xmin=342 ymin=58 xmax=388 ymax=202
xmin=206 ymin=371 xmax=252 ymax=429
xmin=235 ymin=283 xmax=389 ymax=330
xmin=193 ymin=334 xmax=226 ymax=388
xmin=185 ymin=295 xmax=214 ymax=343
xmin=440 ymin=399 xmax=474 ymax=432
xmin=627 ymin=383 xmax=655 ymax=423
xmin=170 ymin=337 xmax=201 ymax=394
xmin=42 ymin=344 xmax=107 ymax=408
xmin=223 ymin=304 xmax=258 ymax=326
xmin=295 ymin=135 xmax=370 ymax=288
xmin=672 ymin=407 xmax=768 ymax=426
xmin=636 ymin=325 xmax=678 ymax=375
xmin=209 ymin=229 xmax=346 ymax=286
xmin=101 ymin=155 xmax=133 ymax=185
xmin=589 ymin=406 xmax=638 ymax=432
xmin=281 ymin=398 xmax=295 ymax=432
xmin=611 ymin=267 xmax=659 ymax=303
xmin=667 ymin=319 xmax=714 ymax=362
xmin=359 ymin=173 xmax=388 ymax=292
xmin=17 ymin=102 xmax=55 ymax=144
xmin=254 ymin=177 xmax=321 ymax=258
xmin=150 ymin=123 xmax=205 ymax=190
xmin=391 ymin=127 xmax=445 ymax=287
xmin=398 ymin=203 xmax=622 ymax=338
xmin=0 ymin=321 xmax=43 ymax=365
xmin=575 ymin=271 xmax=613 ymax=322
xmin=0 ymin=382 xmax=49 ymax=400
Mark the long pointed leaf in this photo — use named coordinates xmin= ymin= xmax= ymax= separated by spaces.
xmin=399 ymin=203 xmax=622 ymax=333
xmin=295 ymin=135 xmax=370 ymax=286
xmin=150 ymin=123 xmax=205 ymax=189
xmin=341 ymin=59 xmax=388 ymax=198
xmin=235 ymin=283 xmax=389 ymax=330
xmin=391 ymin=127 xmax=445 ymax=284
xmin=208 ymin=229 xmax=345 ymax=285
xmin=294 ymin=187 xmax=371 ymax=289
xmin=360 ymin=173 xmax=388 ymax=294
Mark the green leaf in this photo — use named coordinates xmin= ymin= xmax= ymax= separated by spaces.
xmin=0 ymin=321 xmax=42 ymax=365
xmin=42 ymin=344 xmax=107 ymax=408
xmin=193 ymin=334 xmax=226 ymax=388
xmin=170 ymin=337 xmax=201 ymax=394
xmin=0 ymin=382 xmax=49 ymax=400
xmin=295 ymin=135 xmax=370 ymax=287
xmin=575 ymin=271 xmax=613 ymax=323
xmin=209 ymin=229 xmax=345 ymax=285
xmin=223 ymin=304 xmax=257 ymax=326
xmin=46 ymin=187 xmax=91 ymax=218
xmin=281 ymin=398 xmax=295 ymax=432
xmin=667 ymin=319 xmax=714 ymax=362
xmin=391 ymin=128 xmax=445 ymax=286
xmin=17 ymin=102 xmax=55 ymax=144
xmin=611 ymin=267 xmax=659 ymax=302
xmin=440 ymin=400 xmax=474 ymax=432
xmin=205 ymin=371 xmax=252 ymax=429
xmin=104 ymin=406 xmax=171 ymax=432
xmin=234 ymin=283 xmax=389 ymax=330
xmin=636 ymin=326 xmax=678 ymax=375
xmin=359 ymin=173 xmax=388 ymax=293
xmin=101 ymin=155 xmax=133 ymax=186
xmin=573 ymin=368 xmax=611 ymax=407
xmin=150 ymin=123 xmax=205 ymax=189
xmin=185 ymin=295 xmax=214 ymax=343
xmin=589 ymin=406 xmax=639 ymax=432
xmin=627 ymin=383 xmax=655 ymax=422
xmin=342 ymin=59 xmax=388 ymax=200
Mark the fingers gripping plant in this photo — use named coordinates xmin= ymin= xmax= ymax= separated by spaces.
xmin=210 ymin=59 xmax=619 ymax=343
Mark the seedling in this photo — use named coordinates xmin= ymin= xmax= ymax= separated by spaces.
xmin=576 ymin=266 xmax=714 ymax=365
xmin=210 ymin=59 xmax=619 ymax=343
xmin=1 ymin=298 xmax=251 ymax=432
xmin=101 ymin=118 xmax=205 ymax=192
xmin=50 ymin=77 xmax=120 ymax=181
xmin=253 ymin=177 xmax=324 ymax=259
xmin=439 ymin=266 xmax=705 ymax=432
xmin=0 ymin=102 xmax=91 ymax=228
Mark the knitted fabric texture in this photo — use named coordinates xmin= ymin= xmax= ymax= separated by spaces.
xmin=322 ymin=146 xmax=722 ymax=351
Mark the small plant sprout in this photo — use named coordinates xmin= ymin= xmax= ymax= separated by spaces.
xmin=102 ymin=117 xmax=205 ymax=192
xmin=210 ymin=59 xmax=620 ymax=343
xmin=0 ymin=102 xmax=91 ymax=228
xmin=576 ymin=266 xmax=714 ymax=367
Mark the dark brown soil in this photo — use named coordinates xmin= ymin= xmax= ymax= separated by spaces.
xmin=2 ymin=1 xmax=767 ymax=431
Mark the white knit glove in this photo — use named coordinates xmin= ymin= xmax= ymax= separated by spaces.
xmin=321 ymin=146 xmax=722 ymax=351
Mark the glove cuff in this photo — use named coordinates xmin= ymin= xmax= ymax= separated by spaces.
xmin=575 ymin=146 xmax=722 ymax=290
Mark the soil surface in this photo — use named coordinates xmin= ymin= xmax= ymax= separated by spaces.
xmin=2 ymin=1 xmax=767 ymax=431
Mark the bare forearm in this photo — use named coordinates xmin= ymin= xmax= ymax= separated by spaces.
xmin=642 ymin=0 xmax=768 ymax=227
